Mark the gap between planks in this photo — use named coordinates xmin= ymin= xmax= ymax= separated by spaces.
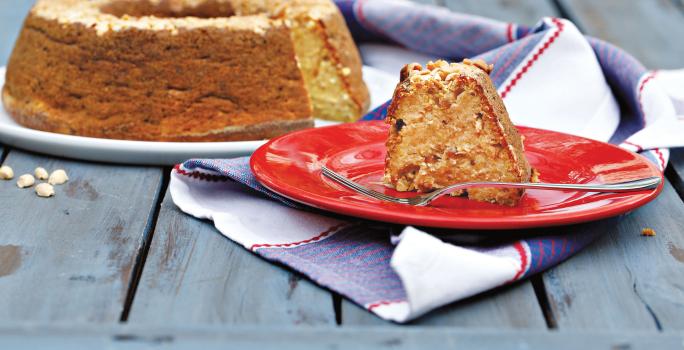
xmin=0 ymin=145 xmax=8 ymax=164
xmin=0 ymin=149 xmax=165 ymax=323
xmin=124 ymin=186 xmax=337 ymax=326
xmin=119 ymin=168 xmax=171 ymax=322
xmin=665 ymin=150 xmax=684 ymax=203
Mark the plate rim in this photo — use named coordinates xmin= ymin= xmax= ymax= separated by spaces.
xmin=250 ymin=120 xmax=664 ymax=230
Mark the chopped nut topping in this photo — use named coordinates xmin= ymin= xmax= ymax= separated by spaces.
xmin=400 ymin=63 xmax=423 ymax=81
xmin=462 ymin=58 xmax=494 ymax=74
xmin=426 ymin=60 xmax=448 ymax=70
xmin=444 ymin=73 xmax=459 ymax=82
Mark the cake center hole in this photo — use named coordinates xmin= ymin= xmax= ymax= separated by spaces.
xmin=101 ymin=0 xmax=236 ymax=19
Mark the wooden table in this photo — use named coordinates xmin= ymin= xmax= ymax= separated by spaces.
xmin=1 ymin=1 xmax=683 ymax=348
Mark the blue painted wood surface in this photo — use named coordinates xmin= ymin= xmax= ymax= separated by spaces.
xmin=542 ymin=182 xmax=684 ymax=330
xmin=559 ymin=0 xmax=684 ymax=69
xmin=0 ymin=150 xmax=164 ymax=323
xmin=127 ymin=189 xmax=336 ymax=325
xmin=1 ymin=325 xmax=683 ymax=350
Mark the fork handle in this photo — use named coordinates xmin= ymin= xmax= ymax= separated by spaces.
xmin=440 ymin=176 xmax=662 ymax=194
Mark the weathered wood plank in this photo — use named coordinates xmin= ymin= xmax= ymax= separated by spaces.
xmin=542 ymin=181 xmax=684 ymax=330
xmin=342 ymin=281 xmax=547 ymax=327
xmin=532 ymin=0 xmax=684 ymax=330
xmin=0 ymin=0 xmax=33 ymax=66
xmin=0 ymin=150 xmax=163 ymax=323
xmin=411 ymin=0 xmax=441 ymax=6
xmin=127 ymin=188 xmax=336 ymax=325
xmin=0 ymin=325 xmax=683 ymax=350
xmin=559 ymin=0 xmax=684 ymax=69
xmin=444 ymin=0 xmax=558 ymax=25
xmin=669 ymin=149 xmax=684 ymax=199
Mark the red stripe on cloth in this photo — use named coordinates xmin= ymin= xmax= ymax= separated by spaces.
xmin=509 ymin=241 xmax=528 ymax=282
xmin=367 ymin=299 xmax=405 ymax=311
xmin=173 ymin=164 xmax=231 ymax=182
xmin=491 ymin=35 xmax=530 ymax=82
xmin=250 ymin=223 xmax=349 ymax=251
xmin=536 ymin=240 xmax=545 ymax=270
xmin=653 ymin=148 xmax=666 ymax=170
xmin=637 ymin=70 xmax=659 ymax=127
xmin=622 ymin=141 xmax=643 ymax=152
xmin=560 ymin=238 xmax=567 ymax=257
xmin=506 ymin=23 xmax=515 ymax=43
xmin=635 ymin=70 xmax=667 ymax=171
xmin=501 ymin=18 xmax=565 ymax=99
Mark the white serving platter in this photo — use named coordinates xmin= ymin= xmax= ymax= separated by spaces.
xmin=0 ymin=66 xmax=395 ymax=165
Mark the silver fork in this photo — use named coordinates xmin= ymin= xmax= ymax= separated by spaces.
xmin=321 ymin=166 xmax=661 ymax=206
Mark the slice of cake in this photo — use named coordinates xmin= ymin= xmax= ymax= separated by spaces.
xmin=383 ymin=59 xmax=532 ymax=206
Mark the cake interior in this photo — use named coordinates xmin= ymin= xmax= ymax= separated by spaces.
xmin=384 ymin=77 xmax=525 ymax=206
xmin=289 ymin=19 xmax=358 ymax=122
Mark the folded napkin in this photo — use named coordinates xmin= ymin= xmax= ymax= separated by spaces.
xmin=171 ymin=1 xmax=684 ymax=322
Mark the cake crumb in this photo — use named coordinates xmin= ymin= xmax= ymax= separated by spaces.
xmin=641 ymin=228 xmax=656 ymax=237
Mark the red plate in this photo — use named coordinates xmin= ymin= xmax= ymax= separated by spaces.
xmin=250 ymin=121 xmax=663 ymax=230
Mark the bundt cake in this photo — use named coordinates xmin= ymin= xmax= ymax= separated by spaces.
xmin=2 ymin=0 xmax=369 ymax=142
xmin=383 ymin=59 xmax=532 ymax=206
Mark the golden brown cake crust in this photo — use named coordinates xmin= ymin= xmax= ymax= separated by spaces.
xmin=2 ymin=0 xmax=367 ymax=141
xmin=384 ymin=59 xmax=532 ymax=206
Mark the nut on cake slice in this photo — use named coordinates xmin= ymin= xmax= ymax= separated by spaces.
xmin=383 ymin=59 xmax=532 ymax=206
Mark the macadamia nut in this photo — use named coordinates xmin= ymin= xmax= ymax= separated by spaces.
xmin=35 ymin=167 xmax=49 ymax=180
xmin=35 ymin=183 xmax=55 ymax=198
xmin=17 ymin=174 xmax=35 ymax=188
xmin=0 ymin=165 xmax=13 ymax=180
xmin=48 ymin=169 xmax=69 ymax=185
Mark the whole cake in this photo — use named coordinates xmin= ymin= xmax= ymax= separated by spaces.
xmin=383 ymin=59 xmax=532 ymax=206
xmin=2 ymin=0 xmax=369 ymax=141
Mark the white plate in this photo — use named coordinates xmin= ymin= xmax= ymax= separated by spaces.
xmin=0 ymin=66 xmax=395 ymax=165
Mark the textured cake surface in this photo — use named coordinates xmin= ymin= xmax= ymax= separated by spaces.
xmin=383 ymin=59 xmax=532 ymax=206
xmin=2 ymin=0 xmax=369 ymax=141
